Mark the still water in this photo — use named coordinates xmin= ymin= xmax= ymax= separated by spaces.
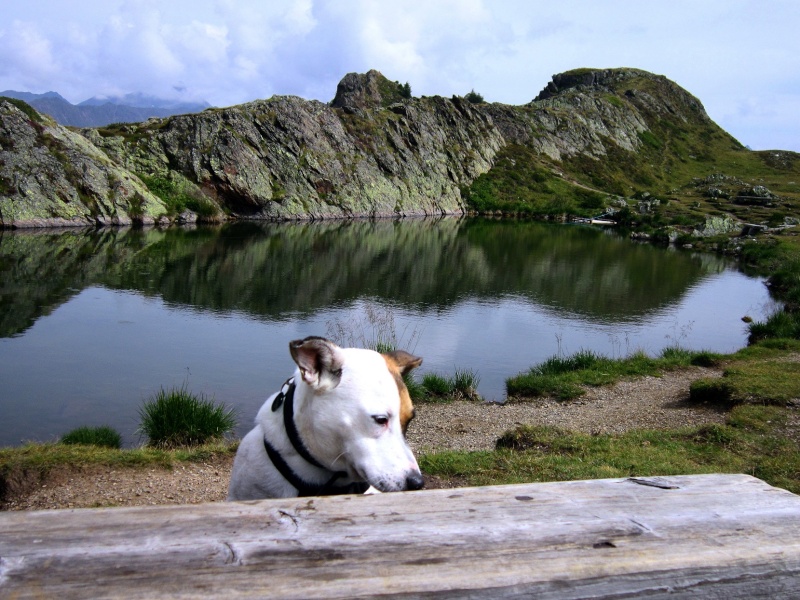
xmin=0 ymin=218 xmax=776 ymax=447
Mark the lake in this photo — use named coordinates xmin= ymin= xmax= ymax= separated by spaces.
xmin=0 ymin=217 xmax=777 ymax=447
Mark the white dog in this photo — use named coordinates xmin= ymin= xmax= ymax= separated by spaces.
xmin=228 ymin=336 xmax=424 ymax=500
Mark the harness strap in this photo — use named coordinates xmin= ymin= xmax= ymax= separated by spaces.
xmin=279 ymin=379 xmax=329 ymax=470
xmin=265 ymin=378 xmax=369 ymax=497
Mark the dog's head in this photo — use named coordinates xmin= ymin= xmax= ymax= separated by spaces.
xmin=289 ymin=336 xmax=424 ymax=492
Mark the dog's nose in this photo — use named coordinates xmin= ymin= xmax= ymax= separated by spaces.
xmin=406 ymin=471 xmax=424 ymax=491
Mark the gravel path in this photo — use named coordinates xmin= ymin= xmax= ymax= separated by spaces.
xmin=2 ymin=366 xmax=727 ymax=511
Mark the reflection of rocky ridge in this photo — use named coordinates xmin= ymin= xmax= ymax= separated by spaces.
xmin=0 ymin=219 xmax=730 ymax=338
xmin=0 ymin=67 xmax=760 ymax=228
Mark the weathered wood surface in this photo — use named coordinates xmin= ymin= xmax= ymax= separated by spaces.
xmin=2 ymin=474 xmax=800 ymax=598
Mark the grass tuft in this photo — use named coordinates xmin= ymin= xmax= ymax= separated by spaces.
xmin=410 ymin=368 xmax=482 ymax=403
xmin=506 ymin=348 xmax=722 ymax=401
xmin=138 ymin=385 xmax=236 ymax=448
xmin=688 ymin=378 xmax=734 ymax=405
xmin=60 ymin=426 xmax=122 ymax=449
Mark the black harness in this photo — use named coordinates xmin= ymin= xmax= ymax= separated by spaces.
xmin=263 ymin=378 xmax=369 ymax=497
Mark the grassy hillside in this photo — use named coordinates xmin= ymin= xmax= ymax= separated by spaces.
xmin=467 ymin=69 xmax=800 ymax=233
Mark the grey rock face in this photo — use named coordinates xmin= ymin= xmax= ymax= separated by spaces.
xmin=0 ymin=99 xmax=166 ymax=227
xmin=0 ymin=68 xmax=722 ymax=228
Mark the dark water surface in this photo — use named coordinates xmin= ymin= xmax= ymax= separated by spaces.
xmin=0 ymin=218 xmax=776 ymax=447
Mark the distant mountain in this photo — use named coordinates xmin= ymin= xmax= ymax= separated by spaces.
xmin=78 ymin=92 xmax=210 ymax=113
xmin=0 ymin=90 xmax=211 ymax=127
xmin=0 ymin=90 xmax=68 ymax=104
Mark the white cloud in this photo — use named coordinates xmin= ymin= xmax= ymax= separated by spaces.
xmin=0 ymin=0 xmax=798 ymax=150
xmin=0 ymin=20 xmax=58 ymax=88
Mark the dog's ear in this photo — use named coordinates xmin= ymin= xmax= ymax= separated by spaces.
xmin=289 ymin=336 xmax=344 ymax=391
xmin=384 ymin=350 xmax=423 ymax=376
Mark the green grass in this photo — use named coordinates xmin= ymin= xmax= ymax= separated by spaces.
xmin=138 ymin=385 xmax=237 ymax=448
xmin=505 ymin=347 xmax=719 ymax=400
xmin=465 ymin=69 xmax=800 ymax=237
xmin=463 ymin=144 xmax=608 ymax=217
xmin=0 ymin=441 xmax=237 ymax=504
xmin=60 ymin=426 xmax=122 ymax=449
xmin=139 ymin=174 xmax=219 ymax=219
xmin=420 ymin=404 xmax=800 ymax=494
xmin=1 ymin=97 xmax=46 ymax=124
xmin=410 ymin=368 xmax=482 ymax=402
xmin=0 ymin=441 xmax=236 ymax=473
xmin=723 ymin=359 xmax=800 ymax=405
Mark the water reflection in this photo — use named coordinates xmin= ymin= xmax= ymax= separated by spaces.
xmin=1 ymin=218 xmax=728 ymax=335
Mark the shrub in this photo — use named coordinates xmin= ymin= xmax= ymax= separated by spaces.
xmin=60 ymin=426 xmax=122 ymax=449
xmin=638 ymin=130 xmax=663 ymax=150
xmin=465 ymin=89 xmax=485 ymax=104
xmin=138 ymin=385 xmax=236 ymax=448
xmin=1 ymin=97 xmax=45 ymax=123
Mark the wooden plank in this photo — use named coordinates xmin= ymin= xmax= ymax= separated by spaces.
xmin=2 ymin=474 xmax=800 ymax=598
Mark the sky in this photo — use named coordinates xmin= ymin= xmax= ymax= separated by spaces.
xmin=1 ymin=1 xmax=799 ymax=151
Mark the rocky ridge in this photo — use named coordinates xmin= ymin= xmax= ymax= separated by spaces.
xmin=0 ymin=68 xmax=760 ymax=228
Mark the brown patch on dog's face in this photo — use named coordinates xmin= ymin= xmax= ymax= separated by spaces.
xmin=383 ymin=351 xmax=423 ymax=435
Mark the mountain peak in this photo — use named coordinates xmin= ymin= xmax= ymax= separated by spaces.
xmin=331 ymin=70 xmax=411 ymax=112
xmin=0 ymin=90 xmax=69 ymax=103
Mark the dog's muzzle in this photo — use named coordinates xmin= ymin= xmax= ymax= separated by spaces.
xmin=405 ymin=471 xmax=425 ymax=491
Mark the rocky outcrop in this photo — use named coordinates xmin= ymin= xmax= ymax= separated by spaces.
xmin=0 ymin=67 xmax=752 ymax=228
xmin=0 ymin=99 xmax=167 ymax=227
xmin=331 ymin=70 xmax=409 ymax=112
xmin=484 ymin=68 xmax=712 ymax=162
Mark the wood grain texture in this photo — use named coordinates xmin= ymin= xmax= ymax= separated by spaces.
xmin=2 ymin=474 xmax=800 ymax=598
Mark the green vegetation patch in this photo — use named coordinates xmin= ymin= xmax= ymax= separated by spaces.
xmin=464 ymin=144 xmax=609 ymax=216
xmin=376 ymin=77 xmax=411 ymax=106
xmin=139 ymin=174 xmax=218 ymax=218
xmin=691 ymin=354 xmax=800 ymax=407
xmin=420 ymin=404 xmax=800 ymax=494
xmin=60 ymin=426 xmax=122 ymax=449
xmin=465 ymin=90 xmax=485 ymax=104
xmin=637 ymin=130 xmax=663 ymax=150
xmin=506 ymin=347 xmax=719 ymax=400
xmin=0 ymin=441 xmax=237 ymax=505
xmin=1 ymin=97 xmax=45 ymax=124
xmin=138 ymin=384 xmax=237 ymax=448
xmin=410 ymin=368 xmax=482 ymax=403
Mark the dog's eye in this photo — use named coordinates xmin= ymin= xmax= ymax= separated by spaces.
xmin=372 ymin=415 xmax=389 ymax=426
